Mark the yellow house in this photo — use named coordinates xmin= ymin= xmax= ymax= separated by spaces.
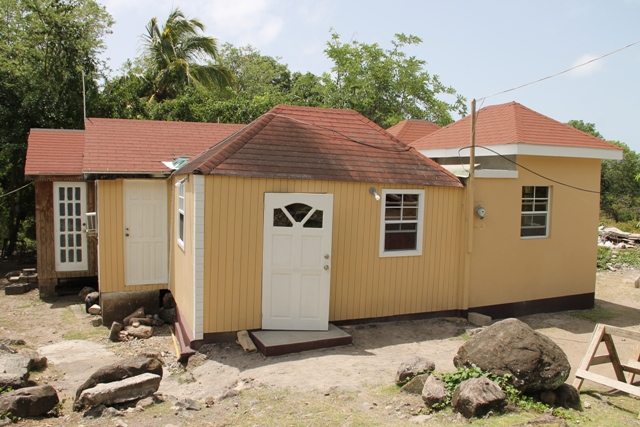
xmin=24 ymin=102 xmax=621 ymax=357
xmin=410 ymin=102 xmax=622 ymax=317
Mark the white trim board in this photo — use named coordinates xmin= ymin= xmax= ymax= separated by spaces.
xmin=192 ymin=175 xmax=205 ymax=340
xmin=419 ymin=143 xmax=623 ymax=160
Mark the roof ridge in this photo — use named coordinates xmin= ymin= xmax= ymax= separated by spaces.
xmin=354 ymin=113 xmax=411 ymax=148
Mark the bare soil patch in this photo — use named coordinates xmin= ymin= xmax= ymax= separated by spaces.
xmin=1 ymin=267 xmax=640 ymax=426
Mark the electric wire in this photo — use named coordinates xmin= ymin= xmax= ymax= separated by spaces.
xmin=478 ymin=39 xmax=640 ymax=102
xmin=457 ymin=145 xmax=601 ymax=194
xmin=0 ymin=182 xmax=33 ymax=199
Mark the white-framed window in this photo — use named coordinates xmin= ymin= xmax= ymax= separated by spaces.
xmin=177 ymin=180 xmax=185 ymax=249
xmin=379 ymin=189 xmax=424 ymax=257
xmin=521 ymin=186 xmax=550 ymax=238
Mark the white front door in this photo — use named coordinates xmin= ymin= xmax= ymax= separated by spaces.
xmin=262 ymin=193 xmax=333 ymax=330
xmin=53 ymin=182 xmax=88 ymax=272
xmin=124 ymin=180 xmax=168 ymax=285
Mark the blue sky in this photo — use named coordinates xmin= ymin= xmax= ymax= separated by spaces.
xmin=98 ymin=0 xmax=640 ymax=151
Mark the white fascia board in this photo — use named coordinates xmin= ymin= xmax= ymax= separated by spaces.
xmin=475 ymin=170 xmax=519 ymax=179
xmin=419 ymin=143 xmax=623 ymax=160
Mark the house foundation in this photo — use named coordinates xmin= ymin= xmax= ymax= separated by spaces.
xmin=101 ymin=290 xmax=160 ymax=326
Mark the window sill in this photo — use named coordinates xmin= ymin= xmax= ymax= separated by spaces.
xmin=379 ymin=249 xmax=422 ymax=258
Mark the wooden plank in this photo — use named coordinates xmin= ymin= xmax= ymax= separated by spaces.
xmin=603 ymin=333 xmax=627 ymax=382
xmin=573 ymin=324 xmax=606 ymax=390
xmin=628 ymin=342 xmax=640 ymax=383
xmin=621 ymin=362 xmax=640 ymax=377
xmin=575 ymin=369 xmax=640 ymax=398
xmin=603 ymin=325 xmax=640 ymax=341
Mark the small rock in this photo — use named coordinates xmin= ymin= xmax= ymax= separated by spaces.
xmin=109 ymin=322 xmax=123 ymax=342
xmin=123 ymin=308 xmax=145 ymax=326
xmin=401 ymin=374 xmax=430 ymax=394
xmin=88 ymin=304 xmax=101 ymax=315
xmin=136 ymin=397 xmax=155 ymax=408
xmin=0 ymin=384 xmax=59 ymax=418
xmin=91 ymin=317 xmax=103 ymax=327
xmin=395 ymin=356 xmax=436 ymax=385
xmin=451 ymin=377 xmax=506 ymax=418
xmin=78 ymin=287 xmax=97 ymax=303
xmin=0 ymin=344 xmax=16 ymax=354
xmin=554 ymin=383 xmax=581 ymax=409
xmin=422 ymin=375 xmax=449 ymax=407
xmin=124 ymin=325 xmax=153 ymax=339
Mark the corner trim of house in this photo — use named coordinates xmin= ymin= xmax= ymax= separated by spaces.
xmin=469 ymin=292 xmax=595 ymax=319
xmin=193 ymin=175 xmax=204 ymax=340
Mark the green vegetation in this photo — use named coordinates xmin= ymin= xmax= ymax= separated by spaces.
xmin=568 ymin=303 xmax=617 ymax=323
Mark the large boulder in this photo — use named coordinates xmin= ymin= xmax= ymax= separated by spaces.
xmin=77 ymin=373 xmax=161 ymax=409
xmin=0 ymin=385 xmax=59 ymax=418
xmin=395 ymin=356 xmax=435 ymax=385
xmin=451 ymin=377 xmax=506 ymax=418
xmin=453 ymin=318 xmax=570 ymax=392
xmin=73 ymin=357 xmax=163 ymax=411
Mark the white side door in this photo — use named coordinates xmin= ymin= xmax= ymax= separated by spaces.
xmin=262 ymin=193 xmax=333 ymax=330
xmin=124 ymin=180 xmax=168 ymax=285
xmin=53 ymin=182 xmax=88 ymax=272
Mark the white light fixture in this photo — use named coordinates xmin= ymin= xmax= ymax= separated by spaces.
xmin=369 ymin=187 xmax=381 ymax=201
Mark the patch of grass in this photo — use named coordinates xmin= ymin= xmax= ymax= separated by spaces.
xmin=61 ymin=306 xmax=107 ymax=340
xmin=597 ymin=246 xmax=612 ymax=270
xmin=568 ymin=304 xmax=617 ymax=323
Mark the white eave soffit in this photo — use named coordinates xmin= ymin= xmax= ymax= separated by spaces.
xmin=419 ymin=143 xmax=623 ymax=161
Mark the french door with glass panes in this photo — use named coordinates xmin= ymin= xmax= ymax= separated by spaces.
xmin=53 ymin=182 xmax=88 ymax=271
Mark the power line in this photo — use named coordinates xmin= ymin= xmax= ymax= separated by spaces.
xmin=457 ymin=145 xmax=601 ymax=194
xmin=0 ymin=182 xmax=33 ymax=199
xmin=478 ymin=39 xmax=640 ymax=101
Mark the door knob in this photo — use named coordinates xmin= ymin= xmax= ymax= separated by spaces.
xmin=324 ymin=265 xmax=329 ymax=270
xmin=324 ymin=254 xmax=330 ymax=259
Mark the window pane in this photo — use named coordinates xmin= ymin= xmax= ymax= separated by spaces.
xmin=60 ymin=250 xmax=66 ymax=263
xmin=400 ymin=223 xmax=417 ymax=231
xmin=403 ymin=208 xmax=417 ymax=220
xmin=403 ymin=194 xmax=418 ymax=205
xmin=178 ymin=213 xmax=184 ymax=242
xmin=385 ymin=208 xmax=401 ymax=220
xmin=60 ymin=219 xmax=65 ymax=232
xmin=385 ymin=194 xmax=402 ymax=206
xmin=60 ymin=235 xmax=66 ymax=248
xmin=530 ymin=214 xmax=547 ymax=226
xmin=76 ymin=218 xmax=81 ymax=231
xmin=76 ymin=233 xmax=82 ymax=247
xmin=76 ymin=249 xmax=82 ymax=262
xmin=384 ymin=229 xmax=417 ymax=251
xmin=522 ymin=186 xmax=534 ymax=198
xmin=522 ymin=201 xmax=534 ymax=212
xmin=67 ymin=187 xmax=73 ymax=200
xmin=303 ymin=210 xmax=323 ymax=228
xmin=75 ymin=203 xmax=81 ymax=216
xmin=68 ymin=234 xmax=74 ymax=247
xmin=521 ymin=227 xmax=546 ymax=237
xmin=75 ymin=187 xmax=81 ymax=200
xmin=67 ymin=203 xmax=73 ymax=216
xmin=534 ymin=202 xmax=548 ymax=212
xmin=68 ymin=249 xmax=74 ymax=262
xmin=68 ymin=218 xmax=74 ymax=232
xmin=59 ymin=203 xmax=65 ymax=216
xmin=521 ymin=216 xmax=533 ymax=227
xmin=285 ymin=203 xmax=312 ymax=222
xmin=535 ymin=187 xmax=549 ymax=198
xmin=273 ymin=208 xmax=293 ymax=227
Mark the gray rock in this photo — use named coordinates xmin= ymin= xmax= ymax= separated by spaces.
xmin=73 ymin=356 xmax=163 ymax=411
xmin=401 ymin=373 xmax=430 ymax=394
xmin=88 ymin=304 xmax=101 ymax=315
xmin=0 ymin=353 xmax=31 ymax=389
xmin=0 ymin=385 xmax=59 ymax=418
xmin=0 ymin=339 xmax=25 ymax=347
xmin=109 ymin=322 xmax=123 ymax=342
xmin=0 ymin=345 xmax=16 ymax=354
xmin=451 ymin=377 xmax=506 ymax=418
xmin=77 ymin=373 xmax=161 ymax=409
xmin=422 ymin=375 xmax=450 ymax=407
xmin=158 ymin=307 xmax=176 ymax=324
xmin=395 ymin=356 xmax=436 ymax=385
xmin=91 ymin=316 xmax=103 ymax=327
xmin=554 ymin=383 xmax=581 ymax=409
xmin=124 ymin=325 xmax=153 ymax=339
xmin=453 ymin=318 xmax=570 ymax=392
xmin=83 ymin=404 xmax=107 ymax=418
xmin=123 ymin=307 xmax=145 ymax=326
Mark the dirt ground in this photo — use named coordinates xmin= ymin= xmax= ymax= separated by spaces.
xmin=2 ymin=263 xmax=640 ymax=426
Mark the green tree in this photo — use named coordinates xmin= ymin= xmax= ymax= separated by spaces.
xmin=0 ymin=0 xmax=112 ymax=255
xmin=321 ymin=32 xmax=467 ymax=128
xmin=142 ymin=8 xmax=234 ymax=101
xmin=567 ymin=120 xmax=640 ymax=223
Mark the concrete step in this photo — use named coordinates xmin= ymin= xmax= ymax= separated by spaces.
xmin=250 ymin=324 xmax=352 ymax=357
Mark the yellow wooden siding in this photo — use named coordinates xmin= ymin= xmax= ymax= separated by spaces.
xmin=203 ymin=176 xmax=466 ymax=334
xmin=170 ymin=175 xmax=195 ymax=331
xmin=97 ymin=179 xmax=169 ymax=294
xmin=468 ymin=156 xmax=601 ymax=307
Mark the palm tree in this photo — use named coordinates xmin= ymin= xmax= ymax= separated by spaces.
xmin=142 ymin=8 xmax=235 ymax=101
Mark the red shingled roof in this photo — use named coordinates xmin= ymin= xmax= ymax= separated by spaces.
xmin=25 ymin=129 xmax=85 ymax=177
xmin=82 ymin=118 xmax=245 ymax=173
xmin=178 ymin=105 xmax=463 ymax=187
xmin=386 ymin=120 xmax=440 ymax=144
xmin=411 ymin=101 xmax=622 ymax=152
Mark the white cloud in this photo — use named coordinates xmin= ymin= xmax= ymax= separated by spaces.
xmin=568 ymin=53 xmax=605 ymax=77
